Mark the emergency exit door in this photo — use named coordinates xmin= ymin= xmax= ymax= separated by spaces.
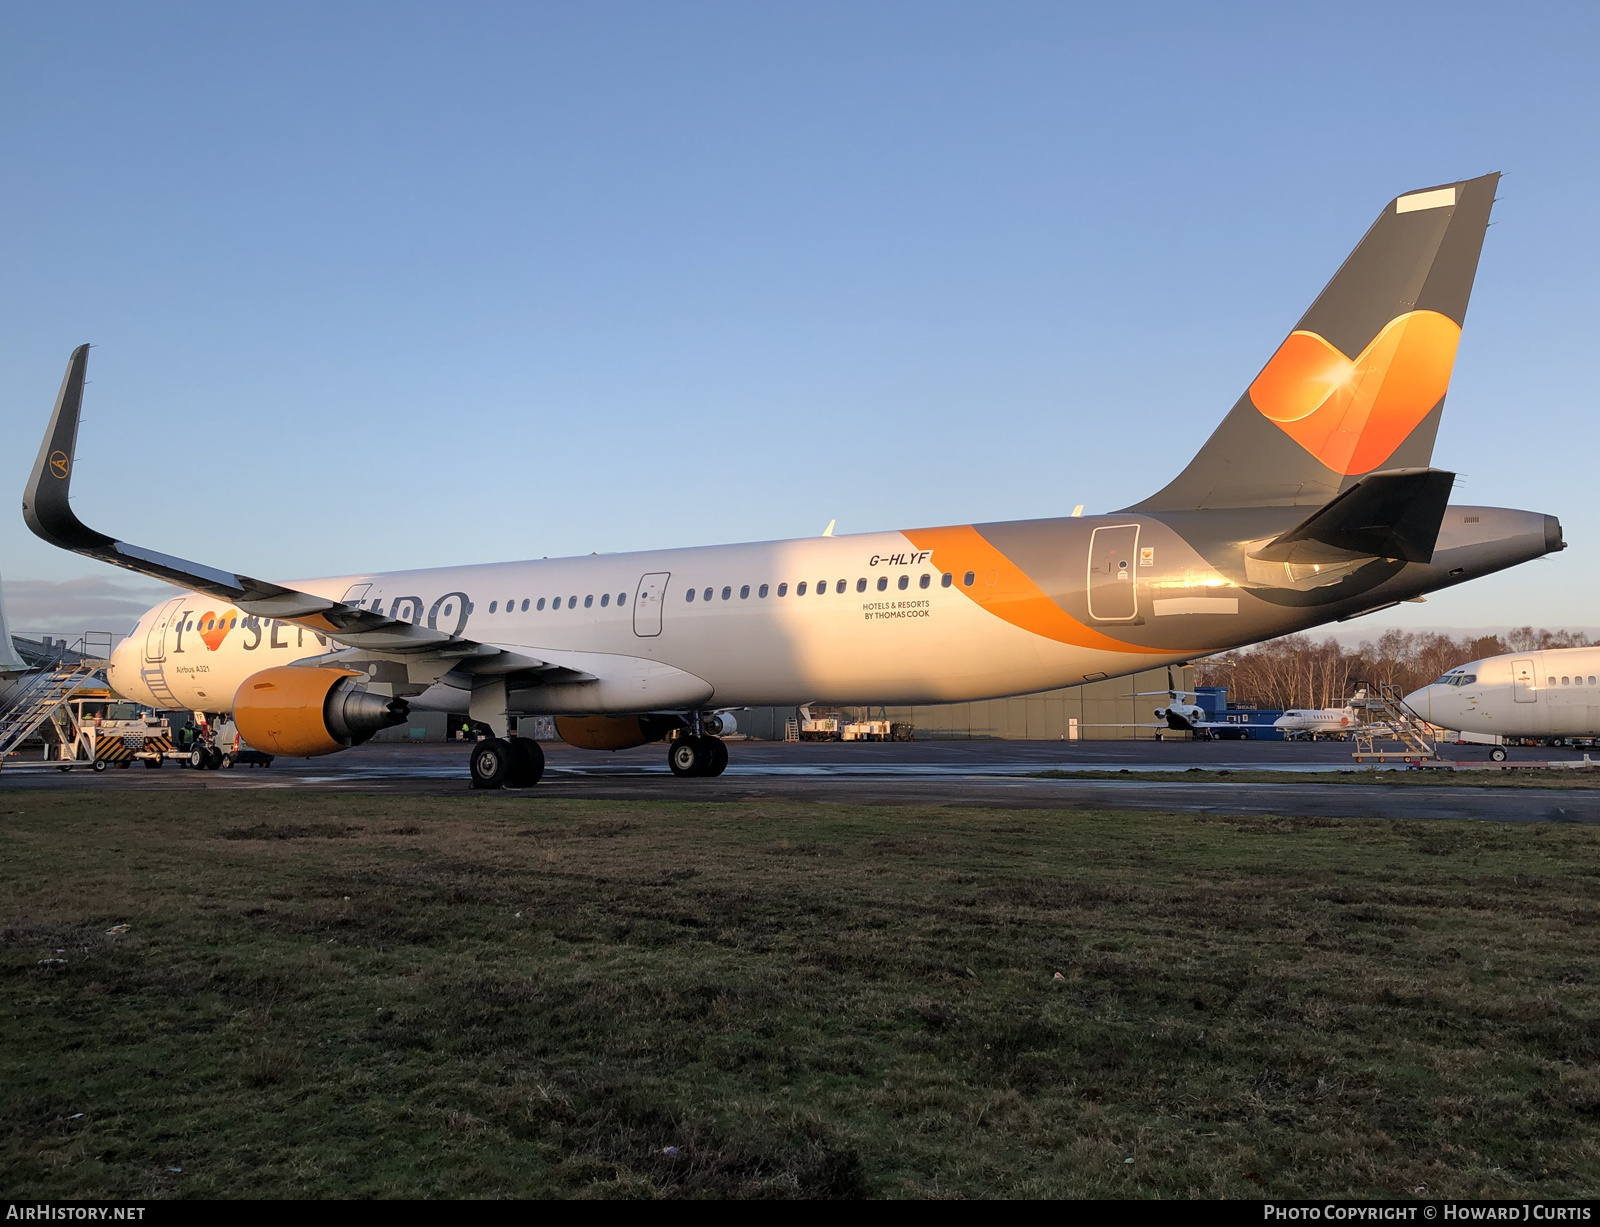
xmin=1087 ymin=525 xmax=1140 ymax=621
xmin=1512 ymin=658 xmax=1537 ymax=703
xmin=634 ymin=572 xmax=670 ymax=637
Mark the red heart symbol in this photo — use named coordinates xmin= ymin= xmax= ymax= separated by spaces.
xmin=1248 ymin=310 xmax=1461 ymax=475
xmin=199 ymin=610 xmax=237 ymax=652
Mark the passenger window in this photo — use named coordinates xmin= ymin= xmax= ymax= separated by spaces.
xmin=584 ymin=595 xmax=593 ymax=608
xmin=704 ymin=587 xmax=713 ymax=602
xmin=898 ymin=575 xmax=909 ymax=590
xmin=618 ymin=593 xmax=627 ymax=606
xmin=537 ymin=598 xmax=545 ymax=611
xmin=759 ymin=584 xmax=769 ymax=598
xmin=687 ymin=588 xmax=696 ymax=602
xmin=721 ymin=587 xmax=731 ymax=601
xmin=836 ymin=579 xmax=846 ymax=594
xmin=856 ymin=578 xmax=867 ymax=593
xmin=817 ymin=579 xmax=827 ymax=593
xmin=963 ymin=571 xmax=975 ymax=587
xmin=797 ymin=582 xmax=807 ymax=595
xmin=569 ymin=596 xmax=578 ymax=609
xmin=1562 ymin=676 xmax=1571 ymax=686
xmin=778 ymin=583 xmax=788 ymax=596
xmin=740 ymin=585 xmax=750 ymax=599
xmin=877 ymin=576 xmax=888 ymax=592
xmin=443 ymin=604 xmax=454 ymax=617
xmin=941 ymin=573 xmax=953 ymax=588
xmin=920 ymin=574 xmax=931 ymax=589
xmin=489 ymin=601 xmax=498 ymax=613
xmin=521 ymin=599 xmax=529 ymax=611
xmin=601 ymin=593 xmax=610 ymax=607
xmin=1590 ymin=676 xmax=1597 ymax=686
xmin=1550 ymin=677 xmax=1557 ymax=686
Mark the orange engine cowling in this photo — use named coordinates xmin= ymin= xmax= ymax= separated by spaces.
xmin=554 ymin=714 xmax=677 ymax=752
xmin=234 ymin=666 xmax=408 ymax=757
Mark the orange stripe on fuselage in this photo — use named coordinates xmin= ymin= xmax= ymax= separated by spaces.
xmin=903 ymin=524 xmax=1150 ymax=654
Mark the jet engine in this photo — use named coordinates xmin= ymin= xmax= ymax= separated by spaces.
xmin=703 ymin=712 xmax=737 ymax=737
xmin=554 ymin=714 xmax=678 ymax=751
xmin=234 ymin=666 xmax=409 ymax=757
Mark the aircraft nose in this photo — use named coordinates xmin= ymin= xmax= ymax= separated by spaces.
xmin=1403 ymin=686 xmax=1432 ymax=719
xmin=107 ymin=636 xmax=134 ymax=694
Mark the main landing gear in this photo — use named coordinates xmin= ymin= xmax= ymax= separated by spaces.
xmin=470 ymin=736 xmax=546 ymax=789
xmin=668 ymin=734 xmax=728 ymax=778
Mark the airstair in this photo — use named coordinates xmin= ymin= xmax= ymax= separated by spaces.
xmin=0 ymin=640 xmax=112 ymax=768
xmin=1350 ymin=682 xmax=1437 ymax=762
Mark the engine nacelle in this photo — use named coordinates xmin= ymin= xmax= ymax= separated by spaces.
xmin=554 ymin=714 xmax=678 ymax=752
xmin=703 ymin=712 xmax=737 ymax=737
xmin=234 ymin=666 xmax=409 ymax=757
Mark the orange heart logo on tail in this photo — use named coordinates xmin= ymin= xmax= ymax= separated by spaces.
xmin=1248 ymin=310 xmax=1461 ymax=475
xmin=198 ymin=610 xmax=238 ymax=652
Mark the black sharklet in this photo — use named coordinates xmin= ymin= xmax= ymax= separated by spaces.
xmin=1249 ymin=467 xmax=1457 ymax=565
xmin=22 ymin=345 xmax=569 ymax=675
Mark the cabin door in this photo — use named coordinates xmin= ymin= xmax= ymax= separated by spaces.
xmin=1087 ymin=525 xmax=1140 ymax=621
xmin=144 ymin=598 xmax=184 ymax=663
xmin=634 ymin=572 xmax=670 ymax=637
xmin=1511 ymin=658 xmax=1537 ymax=703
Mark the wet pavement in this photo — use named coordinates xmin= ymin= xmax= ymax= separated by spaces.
xmin=2 ymin=738 xmax=1590 ymax=824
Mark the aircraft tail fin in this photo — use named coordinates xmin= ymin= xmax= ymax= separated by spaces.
xmin=0 ymin=568 xmax=30 ymax=673
xmin=1131 ymin=173 xmax=1499 ymax=512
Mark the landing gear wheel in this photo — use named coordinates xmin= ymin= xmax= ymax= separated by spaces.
xmin=220 ymin=754 xmax=235 ymax=769
xmin=669 ymin=735 xmax=707 ymax=777
xmin=189 ymin=747 xmax=206 ymax=770
xmin=1490 ymin=747 xmax=1508 ymax=762
xmin=92 ymin=759 xmax=107 ymax=772
xmin=507 ymin=736 xmax=545 ymax=788
xmin=205 ymin=747 xmax=223 ymax=770
xmin=706 ymin=737 xmax=728 ymax=776
xmin=471 ymin=737 xmax=513 ymax=789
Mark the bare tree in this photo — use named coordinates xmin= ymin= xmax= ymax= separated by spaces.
xmin=1196 ymin=628 xmax=1597 ymax=709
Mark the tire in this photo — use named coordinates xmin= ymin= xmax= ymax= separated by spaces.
xmin=188 ymin=747 xmax=207 ymax=770
xmin=668 ymin=736 xmax=705 ymax=777
xmin=93 ymin=759 xmax=107 ymax=772
xmin=705 ymin=736 xmax=728 ymax=777
xmin=470 ymin=738 xmax=513 ymax=789
xmin=1490 ymin=747 xmax=1508 ymax=762
xmin=221 ymin=754 xmax=235 ymax=769
xmin=144 ymin=756 xmax=161 ymax=769
xmin=507 ymin=737 xmax=545 ymax=788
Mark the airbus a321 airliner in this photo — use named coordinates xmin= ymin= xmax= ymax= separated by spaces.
xmin=24 ymin=173 xmax=1564 ymax=788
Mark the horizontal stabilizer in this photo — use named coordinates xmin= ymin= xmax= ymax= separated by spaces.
xmin=1250 ymin=468 xmax=1456 ymax=564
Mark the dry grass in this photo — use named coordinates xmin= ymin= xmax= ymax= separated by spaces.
xmin=3 ymin=791 xmax=1600 ymax=1198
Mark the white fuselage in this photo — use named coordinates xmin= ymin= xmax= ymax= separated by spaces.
xmin=1405 ymin=648 xmax=1600 ymax=739
xmin=1273 ymin=707 xmax=1359 ymax=736
xmin=106 ymin=530 xmax=1179 ymax=716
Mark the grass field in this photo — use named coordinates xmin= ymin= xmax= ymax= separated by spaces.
xmin=4 ymin=792 xmax=1600 ymax=1199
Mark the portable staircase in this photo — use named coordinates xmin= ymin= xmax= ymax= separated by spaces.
xmin=0 ymin=645 xmax=110 ymax=767
xmin=1350 ymin=682 xmax=1437 ymax=762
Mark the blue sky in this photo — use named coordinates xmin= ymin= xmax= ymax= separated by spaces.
xmin=1 ymin=2 xmax=1595 ymax=635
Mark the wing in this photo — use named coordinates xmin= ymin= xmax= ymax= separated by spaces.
xmin=23 ymin=345 xmax=584 ymax=684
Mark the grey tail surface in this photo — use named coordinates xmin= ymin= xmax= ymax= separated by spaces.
xmin=1129 ymin=173 xmax=1499 ymax=512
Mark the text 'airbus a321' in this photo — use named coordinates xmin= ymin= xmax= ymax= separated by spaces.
xmin=24 ymin=173 xmax=1564 ymax=788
